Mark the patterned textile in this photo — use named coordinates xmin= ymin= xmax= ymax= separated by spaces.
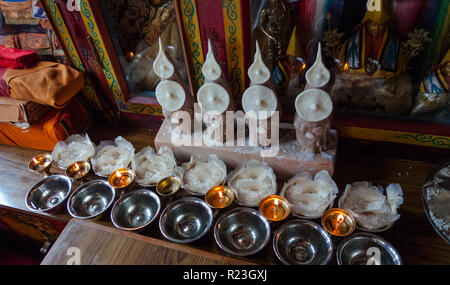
xmin=0 ymin=0 xmax=39 ymax=25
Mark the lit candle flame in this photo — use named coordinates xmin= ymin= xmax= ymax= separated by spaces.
xmin=73 ymin=162 xmax=80 ymax=171
xmin=302 ymin=63 xmax=306 ymax=70
xmin=337 ymin=214 xmax=344 ymax=223
xmin=129 ymin=51 xmax=135 ymax=58
xmin=218 ymin=190 xmax=224 ymax=199
xmin=115 ymin=170 xmax=122 ymax=178
xmin=274 ymin=198 xmax=279 ymax=207
xmin=32 ymin=158 xmax=39 ymax=164
xmin=344 ymin=63 xmax=349 ymax=71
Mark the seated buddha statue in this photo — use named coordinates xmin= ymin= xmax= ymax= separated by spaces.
xmin=330 ymin=0 xmax=412 ymax=115
xmin=411 ymin=48 xmax=450 ymax=117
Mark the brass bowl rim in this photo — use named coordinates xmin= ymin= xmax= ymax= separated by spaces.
xmin=108 ymin=168 xmax=136 ymax=189
xmin=205 ymin=185 xmax=235 ymax=209
xmin=28 ymin=153 xmax=53 ymax=171
xmin=259 ymin=195 xmax=291 ymax=221
xmin=156 ymin=176 xmax=182 ymax=196
xmin=321 ymin=208 xmax=356 ymax=236
xmin=65 ymin=161 xmax=91 ymax=179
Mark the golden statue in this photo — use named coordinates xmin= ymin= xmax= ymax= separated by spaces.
xmin=253 ymin=0 xmax=291 ymax=72
xmin=325 ymin=0 xmax=430 ymax=115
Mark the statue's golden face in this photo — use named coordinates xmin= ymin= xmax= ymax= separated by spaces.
xmin=366 ymin=21 xmax=385 ymax=37
xmin=442 ymin=62 xmax=450 ymax=76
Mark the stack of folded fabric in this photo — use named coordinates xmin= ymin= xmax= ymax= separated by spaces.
xmin=0 ymin=53 xmax=90 ymax=150
xmin=0 ymin=98 xmax=91 ymax=150
xmin=0 ymin=46 xmax=39 ymax=68
xmin=3 ymin=60 xmax=85 ymax=108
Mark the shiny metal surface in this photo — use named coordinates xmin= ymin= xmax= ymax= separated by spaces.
xmin=214 ymin=207 xmax=270 ymax=256
xmin=67 ymin=180 xmax=115 ymax=219
xmin=159 ymin=197 xmax=213 ymax=243
xmin=273 ymin=219 xmax=333 ymax=265
xmin=111 ymin=189 xmax=161 ymax=231
xmin=25 ymin=175 xmax=72 ymax=213
xmin=337 ymin=232 xmax=402 ymax=265
xmin=156 ymin=176 xmax=181 ymax=196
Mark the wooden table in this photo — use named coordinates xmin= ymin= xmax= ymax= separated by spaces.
xmin=0 ymin=123 xmax=449 ymax=265
xmin=41 ymin=219 xmax=254 ymax=265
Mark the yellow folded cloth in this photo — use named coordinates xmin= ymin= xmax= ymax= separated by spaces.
xmin=3 ymin=61 xmax=85 ymax=108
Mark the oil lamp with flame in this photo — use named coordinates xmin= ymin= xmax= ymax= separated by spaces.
xmin=321 ymin=208 xmax=355 ymax=237
xmin=259 ymin=195 xmax=291 ymax=222
xmin=205 ymin=185 xmax=235 ymax=209
xmin=108 ymin=168 xmax=135 ymax=190
xmin=29 ymin=154 xmax=53 ymax=176
xmin=65 ymin=161 xmax=91 ymax=181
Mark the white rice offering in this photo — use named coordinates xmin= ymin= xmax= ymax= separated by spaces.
xmin=131 ymin=146 xmax=177 ymax=186
xmin=227 ymin=160 xmax=277 ymax=207
xmin=280 ymin=170 xmax=338 ymax=218
xmin=52 ymin=134 xmax=95 ymax=168
xmin=91 ymin=136 xmax=135 ymax=176
xmin=339 ymin=181 xmax=404 ymax=230
xmin=177 ymin=154 xmax=227 ymax=195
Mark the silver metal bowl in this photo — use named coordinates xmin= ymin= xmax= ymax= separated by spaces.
xmin=273 ymin=219 xmax=333 ymax=265
xmin=159 ymin=197 xmax=213 ymax=243
xmin=67 ymin=180 xmax=115 ymax=220
xmin=25 ymin=175 xmax=72 ymax=213
xmin=337 ymin=232 xmax=402 ymax=265
xmin=214 ymin=207 xmax=270 ymax=256
xmin=111 ymin=189 xmax=161 ymax=231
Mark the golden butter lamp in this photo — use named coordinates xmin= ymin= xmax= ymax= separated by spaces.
xmin=108 ymin=168 xmax=135 ymax=190
xmin=321 ymin=208 xmax=356 ymax=237
xmin=259 ymin=195 xmax=291 ymax=222
xmin=205 ymin=186 xmax=235 ymax=209
xmin=29 ymin=154 xmax=53 ymax=176
xmin=156 ymin=176 xmax=181 ymax=196
xmin=65 ymin=161 xmax=91 ymax=181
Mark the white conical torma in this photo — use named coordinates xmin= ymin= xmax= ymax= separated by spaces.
xmin=202 ymin=40 xmax=222 ymax=81
xmin=248 ymin=41 xmax=271 ymax=85
xmin=305 ymin=42 xmax=330 ymax=88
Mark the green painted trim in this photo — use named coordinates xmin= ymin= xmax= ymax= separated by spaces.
xmin=394 ymin=133 xmax=450 ymax=148
xmin=43 ymin=0 xmax=85 ymax=72
xmin=223 ymin=0 xmax=242 ymax=98
xmin=182 ymin=0 xmax=204 ymax=89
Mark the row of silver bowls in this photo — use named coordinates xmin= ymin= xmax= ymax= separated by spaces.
xmin=25 ymin=174 xmax=401 ymax=265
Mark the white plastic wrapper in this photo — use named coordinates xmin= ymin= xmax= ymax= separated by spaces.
xmin=280 ymin=170 xmax=338 ymax=218
xmin=90 ymin=136 xmax=135 ymax=177
xmin=339 ymin=181 xmax=404 ymax=230
xmin=176 ymin=154 xmax=227 ymax=195
xmin=51 ymin=134 xmax=95 ymax=168
xmin=227 ymin=160 xmax=277 ymax=207
xmin=131 ymin=146 xmax=177 ymax=186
